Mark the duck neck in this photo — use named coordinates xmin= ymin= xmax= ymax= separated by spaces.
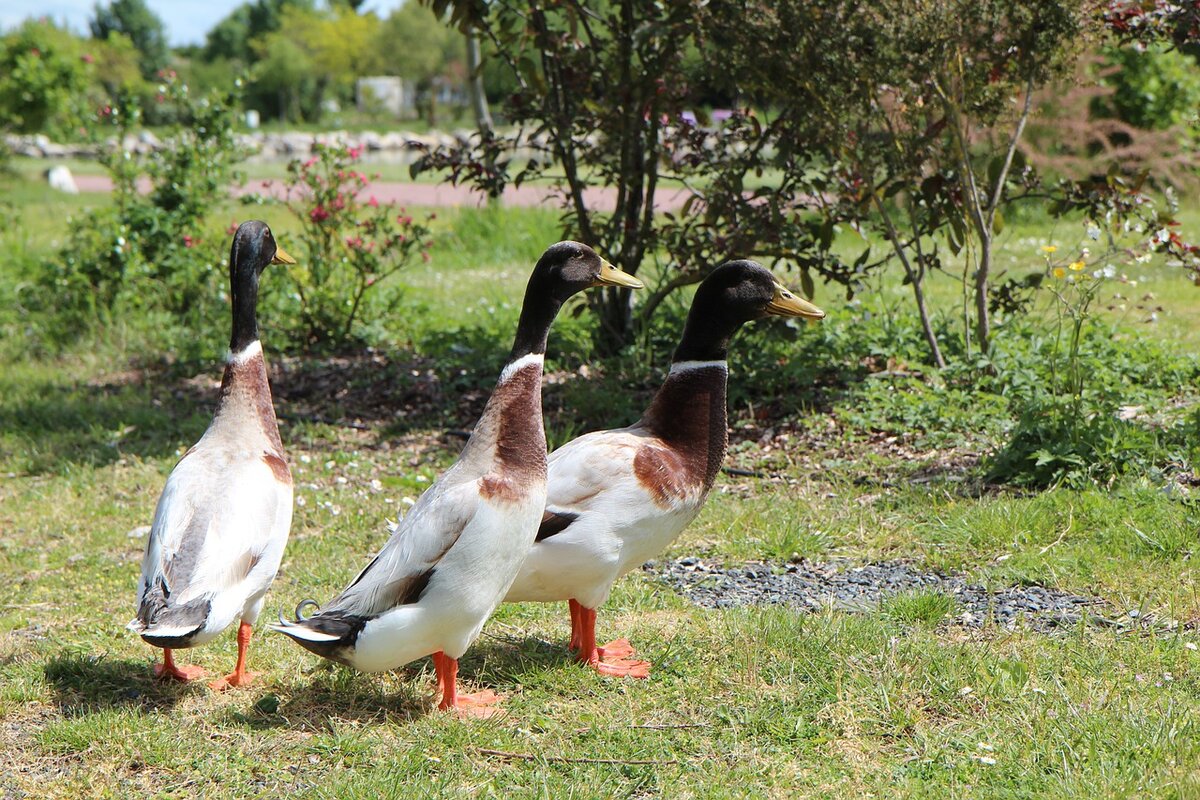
xmin=641 ymin=359 xmax=729 ymax=493
xmin=637 ymin=306 xmax=740 ymax=492
xmin=230 ymin=264 xmax=261 ymax=354
xmin=457 ymin=289 xmax=558 ymax=490
xmin=671 ymin=304 xmax=746 ymax=364
xmin=214 ymin=340 xmax=284 ymax=454
xmin=507 ymin=292 xmax=562 ymax=363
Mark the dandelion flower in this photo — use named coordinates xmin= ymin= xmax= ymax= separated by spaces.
xmin=1052 ymin=267 xmax=1066 ymax=279
xmin=1068 ymin=260 xmax=1085 ymax=271
xmin=1041 ymin=245 xmax=1058 ymax=254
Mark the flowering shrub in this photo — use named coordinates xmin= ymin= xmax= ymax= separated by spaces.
xmin=40 ymin=73 xmax=244 ymax=349
xmin=274 ymin=143 xmax=432 ymax=351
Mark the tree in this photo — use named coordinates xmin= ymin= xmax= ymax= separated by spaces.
xmin=88 ymin=31 xmax=144 ymax=96
xmin=420 ymin=0 xmax=729 ymax=353
xmin=464 ymin=30 xmax=492 ymax=132
xmin=376 ymin=2 xmax=457 ymax=124
xmin=0 ymin=19 xmax=92 ymax=136
xmin=273 ymin=4 xmax=381 ymax=114
xmin=203 ymin=0 xmax=315 ymax=64
xmin=90 ymin=0 xmax=169 ymax=79
xmin=253 ymin=33 xmax=316 ymax=121
xmin=419 ymin=0 xmax=1197 ymax=363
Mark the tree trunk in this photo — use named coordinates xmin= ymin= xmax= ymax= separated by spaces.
xmin=871 ymin=192 xmax=946 ymax=369
xmin=974 ymin=235 xmax=992 ymax=353
xmin=465 ymin=31 xmax=493 ymax=134
xmin=590 ymin=0 xmax=641 ymax=356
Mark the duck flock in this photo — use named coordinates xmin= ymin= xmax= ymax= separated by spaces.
xmin=129 ymin=220 xmax=825 ymax=716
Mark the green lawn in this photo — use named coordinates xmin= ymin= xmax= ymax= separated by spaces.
xmin=1 ymin=171 xmax=1198 ymax=798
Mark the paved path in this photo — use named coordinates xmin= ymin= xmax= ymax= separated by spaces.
xmin=71 ymin=174 xmax=693 ymax=213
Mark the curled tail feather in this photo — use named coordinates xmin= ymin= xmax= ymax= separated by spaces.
xmin=271 ymin=602 xmax=366 ymax=666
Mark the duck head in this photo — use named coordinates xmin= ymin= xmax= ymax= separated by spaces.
xmin=673 ymin=260 xmax=824 ymax=362
xmin=529 ymin=241 xmax=644 ymax=301
xmin=509 ymin=241 xmax=643 ymax=359
xmin=229 ymin=220 xmax=295 ymax=354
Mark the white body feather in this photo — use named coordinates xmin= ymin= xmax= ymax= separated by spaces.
xmin=504 ymin=428 xmax=706 ymax=610
xmin=130 ymin=342 xmax=293 ymax=646
xmin=277 ymin=354 xmax=547 ymax=670
xmin=345 ymin=478 xmax=545 ymax=671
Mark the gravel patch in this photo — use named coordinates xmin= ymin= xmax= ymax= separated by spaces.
xmin=648 ymin=557 xmax=1169 ymax=633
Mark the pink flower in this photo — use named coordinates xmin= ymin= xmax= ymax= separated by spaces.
xmin=226 ymin=221 xmax=239 ymax=235
xmin=302 ymin=156 xmax=318 ymax=169
xmin=310 ymin=206 xmax=330 ymax=223
xmin=81 ymin=53 xmax=94 ymax=64
xmin=182 ymin=235 xmax=195 ymax=248
xmin=367 ymin=196 xmax=379 ymax=207
xmin=346 ymin=146 xmax=363 ymax=159
xmin=397 ymin=215 xmax=412 ymax=225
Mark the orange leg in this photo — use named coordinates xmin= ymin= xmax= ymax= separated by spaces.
xmin=432 ymin=651 xmax=449 ymax=697
xmin=572 ymin=603 xmax=650 ymax=679
xmin=568 ymin=599 xmax=584 ymax=652
xmin=153 ymin=648 xmax=207 ymax=682
xmin=209 ymin=622 xmax=259 ymax=691
xmin=433 ymin=651 xmax=503 ymax=718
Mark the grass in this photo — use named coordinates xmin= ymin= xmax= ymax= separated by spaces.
xmin=2 ymin=170 xmax=1200 ymax=797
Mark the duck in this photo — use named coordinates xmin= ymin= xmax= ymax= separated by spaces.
xmin=128 ymin=220 xmax=296 ymax=691
xmin=273 ymin=242 xmax=643 ymax=716
xmin=503 ymin=260 xmax=825 ymax=677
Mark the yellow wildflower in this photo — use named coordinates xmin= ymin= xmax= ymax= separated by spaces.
xmin=1041 ymin=245 xmax=1058 ymax=254
xmin=1052 ymin=267 xmax=1066 ymax=279
xmin=1068 ymin=260 xmax=1085 ymax=271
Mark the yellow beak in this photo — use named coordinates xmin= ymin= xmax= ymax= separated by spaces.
xmin=766 ymin=281 xmax=825 ymax=319
xmin=271 ymin=245 xmax=297 ymax=265
xmin=592 ymin=259 xmax=645 ymax=289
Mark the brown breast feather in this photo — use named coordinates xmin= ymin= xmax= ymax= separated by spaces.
xmin=479 ymin=363 xmax=547 ymax=504
xmin=633 ymin=368 xmax=728 ymax=508
xmin=218 ymin=350 xmax=291 ymax=484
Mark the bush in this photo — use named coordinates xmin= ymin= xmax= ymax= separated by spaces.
xmin=269 ymin=143 xmax=432 ymax=353
xmin=1104 ymin=43 xmax=1200 ymax=132
xmin=0 ymin=19 xmax=92 ymax=136
xmin=36 ymin=73 xmax=245 ymax=355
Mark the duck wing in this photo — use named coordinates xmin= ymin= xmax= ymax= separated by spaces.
xmin=273 ymin=470 xmax=479 ymax=646
xmin=534 ymin=427 xmax=667 ymax=541
xmin=131 ymin=446 xmax=290 ymax=643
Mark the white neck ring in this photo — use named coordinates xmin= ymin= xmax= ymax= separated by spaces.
xmin=228 ymin=340 xmax=263 ymax=365
xmin=499 ymin=352 xmax=545 ymax=383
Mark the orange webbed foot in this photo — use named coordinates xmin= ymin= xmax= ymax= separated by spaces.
xmin=593 ymin=657 xmax=651 ymax=679
xmin=596 ymin=638 xmax=637 ymax=660
xmin=444 ymin=689 xmax=506 ymax=719
xmin=208 ymin=671 xmax=260 ymax=692
xmin=153 ymin=662 xmax=208 ymax=682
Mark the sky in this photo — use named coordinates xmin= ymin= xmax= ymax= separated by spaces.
xmin=0 ymin=1 xmax=408 ymax=46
